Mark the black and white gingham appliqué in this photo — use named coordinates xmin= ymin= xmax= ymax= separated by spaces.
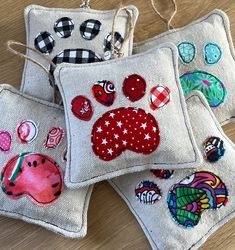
xmin=49 ymin=49 xmax=102 ymax=77
xmin=54 ymin=17 xmax=75 ymax=38
xmin=80 ymin=19 xmax=102 ymax=40
xmin=34 ymin=31 xmax=55 ymax=54
xmin=103 ymin=32 xmax=124 ymax=60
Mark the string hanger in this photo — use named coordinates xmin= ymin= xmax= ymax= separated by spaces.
xmin=7 ymin=40 xmax=57 ymax=103
xmin=150 ymin=0 xmax=177 ymax=30
xmin=80 ymin=0 xmax=91 ymax=8
xmin=111 ymin=4 xmax=135 ymax=59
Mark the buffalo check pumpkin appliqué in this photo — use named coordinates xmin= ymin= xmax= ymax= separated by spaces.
xmin=91 ymin=107 xmax=160 ymax=161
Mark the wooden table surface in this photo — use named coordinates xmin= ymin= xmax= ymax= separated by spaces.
xmin=0 ymin=0 xmax=235 ymax=249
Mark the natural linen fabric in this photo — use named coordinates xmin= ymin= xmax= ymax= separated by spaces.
xmin=54 ymin=43 xmax=202 ymax=189
xmin=110 ymin=91 xmax=235 ymax=250
xmin=0 ymin=84 xmax=92 ymax=238
xmin=21 ymin=4 xmax=139 ymax=102
xmin=134 ymin=10 xmax=235 ymax=125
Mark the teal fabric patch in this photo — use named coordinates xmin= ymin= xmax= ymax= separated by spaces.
xmin=204 ymin=42 xmax=222 ymax=65
xmin=178 ymin=42 xmax=196 ymax=64
xmin=180 ymin=70 xmax=227 ymax=108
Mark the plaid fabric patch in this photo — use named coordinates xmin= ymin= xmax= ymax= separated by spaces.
xmin=34 ymin=31 xmax=55 ymax=54
xmin=80 ymin=19 xmax=101 ymax=40
xmin=54 ymin=17 xmax=75 ymax=38
xmin=49 ymin=49 xmax=102 ymax=79
xmin=149 ymin=84 xmax=171 ymax=110
xmin=103 ymin=32 xmax=123 ymax=52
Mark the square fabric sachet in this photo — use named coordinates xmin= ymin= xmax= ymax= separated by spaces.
xmin=110 ymin=91 xmax=233 ymax=250
xmin=21 ymin=4 xmax=139 ymax=102
xmin=0 ymin=84 xmax=92 ymax=238
xmin=134 ymin=10 xmax=235 ymax=125
xmin=54 ymin=43 xmax=202 ymax=188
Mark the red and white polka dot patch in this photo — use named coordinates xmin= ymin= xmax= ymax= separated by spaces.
xmin=122 ymin=74 xmax=146 ymax=102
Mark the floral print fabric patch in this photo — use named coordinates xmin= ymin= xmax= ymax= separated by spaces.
xmin=180 ymin=70 xmax=227 ymax=108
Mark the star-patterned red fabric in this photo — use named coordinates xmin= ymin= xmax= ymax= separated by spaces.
xmin=91 ymin=107 xmax=160 ymax=161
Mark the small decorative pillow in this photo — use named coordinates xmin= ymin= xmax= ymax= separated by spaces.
xmin=54 ymin=43 xmax=202 ymax=188
xmin=110 ymin=91 xmax=234 ymax=250
xmin=134 ymin=10 xmax=235 ymax=125
xmin=21 ymin=4 xmax=138 ymax=102
xmin=0 ymin=84 xmax=92 ymax=238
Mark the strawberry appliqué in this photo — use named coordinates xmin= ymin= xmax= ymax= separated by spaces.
xmin=91 ymin=107 xmax=160 ymax=161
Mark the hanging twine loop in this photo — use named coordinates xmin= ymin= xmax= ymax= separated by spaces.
xmin=150 ymin=0 xmax=177 ymax=30
xmin=7 ymin=40 xmax=57 ymax=103
xmin=110 ymin=5 xmax=135 ymax=59
xmin=80 ymin=0 xmax=91 ymax=8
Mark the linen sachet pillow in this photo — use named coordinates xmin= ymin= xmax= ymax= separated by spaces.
xmin=134 ymin=10 xmax=235 ymax=125
xmin=21 ymin=4 xmax=139 ymax=101
xmin=0 ymin=84 xmax=92 ymax=238
xmin=54 ymin=43 xmax=202 ymax=188
xmin=110 ymin=91 xmax=234 ymax=250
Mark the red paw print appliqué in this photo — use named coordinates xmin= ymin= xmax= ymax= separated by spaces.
xmin=71 ymin=73 xmax=173 ymax=161
xmin=91 ymin=107 xmax=160 ymax=161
